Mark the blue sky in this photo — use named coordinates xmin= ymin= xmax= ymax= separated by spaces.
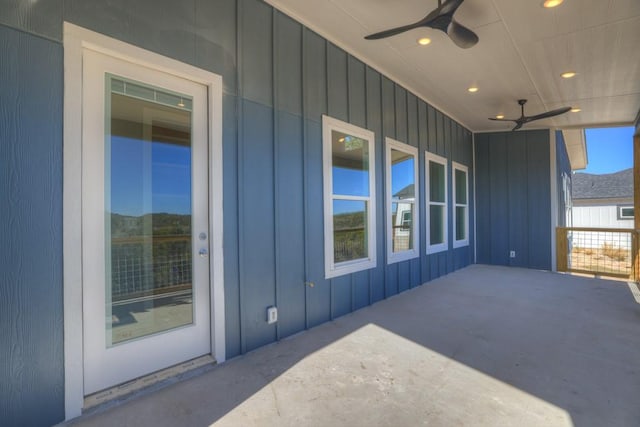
xmin=111 ymin=136 xmax=192 ymax=216
xmin=582 ymin=127 xmax=634 ymax=174
xmin=110 ymin=126 xmax=633 ymax=216
xmin=333 ymin=159 xmax=414 ymax=214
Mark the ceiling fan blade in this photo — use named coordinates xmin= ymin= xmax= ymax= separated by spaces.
xmin=488 ymin=117 xmax=517 ymax=122
xmin=527 ymin=106 xmax=572 ymax=122
xmin=365 ymin=22 xmax=423 ymax=40
xmin=447 ymin=20 xmax=478 ymax=49
xmin=494 ymin=100 xmax=569 ymax=130
xmin=439 ymin=0 xmax=465 ymax=16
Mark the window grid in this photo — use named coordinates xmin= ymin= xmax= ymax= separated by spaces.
xmin=425 ymin=152 xmax=448 ymax=254
xmin=453 ymin=161 xmax=469 ymax=248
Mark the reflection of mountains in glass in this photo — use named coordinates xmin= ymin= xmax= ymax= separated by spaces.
xmin=111 ymin=213 xmax=191 ymax=237
xmin=333 ymin=211 xmax=365 ymax=231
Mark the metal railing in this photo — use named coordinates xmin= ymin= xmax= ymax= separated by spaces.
xmin=556 ymin=227 xmax=639 ymax=280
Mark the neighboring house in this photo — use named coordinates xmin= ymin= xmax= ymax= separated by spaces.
xmin=572 ymin=168 xmax=634 ymax=229
xmin=392 ymin=184 xmax=415 ymax=252
xmin=0 ymin=1 xmax=635 ymax=426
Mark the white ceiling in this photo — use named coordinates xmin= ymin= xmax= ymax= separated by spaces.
xmin=264 ymin=0 xmax=640 ymax=132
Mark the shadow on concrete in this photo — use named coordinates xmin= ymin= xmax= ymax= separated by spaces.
xmin=68 ymin=265 xmax=640 ymax=426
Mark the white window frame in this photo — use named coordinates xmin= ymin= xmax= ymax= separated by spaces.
xmin=452 ymin=161 xmax=469 ymax=248
xmin=385 ymin=138 xmax=419 ymax=263
xmin=425 ymin=152 xmax=448 ymax=254
xmin=63 ymin=22 xmax=225 ymax=420
xmin=322 ymin=115 xmax=376 ymax=278
xmin=618 ymin=205 xmax=634 ymax=220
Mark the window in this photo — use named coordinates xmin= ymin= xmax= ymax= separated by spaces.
xmin=452 ymin=162 xmax=469 ymax=248
xmin=618 ymin=205 xmax=634 ymax=220
xmin=323 ymin=116 xmax=376 ymax=278
xmin=386 ymin=138 xmax=419 ymax=263
xmin=401 ymin=211 xmax=412 ymax=229
xmin=425 ymin=152 xmax=448 ymax=254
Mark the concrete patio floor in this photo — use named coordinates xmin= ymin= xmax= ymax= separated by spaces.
xmin=65 ymin=265 xmax=640 ymax=427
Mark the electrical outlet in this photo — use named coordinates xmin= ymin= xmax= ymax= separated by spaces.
xmin=510 ymin=250 xmax=516 ymax=258
xmin=267 ymin=306 xmax=278 ymax=324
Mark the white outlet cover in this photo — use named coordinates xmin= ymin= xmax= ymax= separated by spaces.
xmin=267 ymin=306 xmax=278 ymax=324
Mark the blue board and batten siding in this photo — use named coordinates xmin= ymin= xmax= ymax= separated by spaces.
xmin=0 ymin=0 xmax=473 ymax=424
xmin=555 ymin=130 xmax=572 ymax=227
xmin=0 ymin=25 xmax=65 ymax=426
xmin=475 ymin=130 xmax=552 ymax=270
xmin=231 ymin=1 xmax=475 ymax=353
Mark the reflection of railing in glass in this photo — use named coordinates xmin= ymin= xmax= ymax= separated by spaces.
xmin=391 ymin=205 xmax=413 ymax=252
xmin=334 ymin=228 xmax=366 ymax=263
xmin=333 ymin=206 xmax=368 ymax=264
xmin=111 ymin=235 xmax=192 ymax=301
xmin=392 ymin=225 xmax=412 ymax=252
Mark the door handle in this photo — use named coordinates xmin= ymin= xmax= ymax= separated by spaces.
xmin=199 ymin=248 xmax=208 ymax=258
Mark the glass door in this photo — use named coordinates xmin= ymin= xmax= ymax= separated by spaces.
xmin=82 ymin=50 xmax=210 ymax=394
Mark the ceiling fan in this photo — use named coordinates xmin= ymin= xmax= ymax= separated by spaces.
xmin=364 ymin=0 xmax=478 ymax=49
xmin=489 ymin=99 xmax=572 ymax=131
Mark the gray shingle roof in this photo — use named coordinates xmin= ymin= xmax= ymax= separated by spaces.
xmin=393 ymin=184 xmax=415 ymax=200
xmin=572 ymin=168 xmax=633 ymax=199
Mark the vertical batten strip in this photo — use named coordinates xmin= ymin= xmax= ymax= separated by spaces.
xmin=418 ymin=100 xmax=427 ymax=284
xmin=346 ymin=54 xmax=352 ymax=123
xmin=272 ymin=8 xmax=280 ymax=340
xmin=301 ymin=27 xmax=309 ymax=330
xmin=549 ymin=130 xmax=558 ymax=272
xmin=472 ymin=131 xmax=477 ymax=264
xmin=236 ymin=0 xmax=247 ymax=355
xmin=365 ymin=65 xmax=373 ymax=306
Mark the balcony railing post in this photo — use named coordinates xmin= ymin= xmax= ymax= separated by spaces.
xmin=556 ymin=227 xmax=568 ymax=272
xmin=633 ymin=230 xmax=639 ymax=282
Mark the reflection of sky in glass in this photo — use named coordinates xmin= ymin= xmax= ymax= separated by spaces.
xmin=110 ymin=136 xmax=191 ymax=216
xmin=392 ymin=157 xmax=414 ymax=196
xmin=333 ymin=167 xmax=369 ymax=199
xmin=332 ymin=130 xmax=369 ymax=197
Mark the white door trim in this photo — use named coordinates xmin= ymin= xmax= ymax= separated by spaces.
xmin=63 ymin=22 xmax=225 ymax=420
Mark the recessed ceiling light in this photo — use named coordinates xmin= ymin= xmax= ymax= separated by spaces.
xmin=543 ymin=0 xmax=563 ymax=8
xmin=561 ymin=71 xmax=577 ymax=79
xmin=467 ymin=86 xmax=479 ymax=93
xmin=570 ymin=107 xmax=581 ymax=113
xmin=417 ymin=37 xmax=432 ymax=46
xmin=496 ymin=114 xmax=505 ymax=119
